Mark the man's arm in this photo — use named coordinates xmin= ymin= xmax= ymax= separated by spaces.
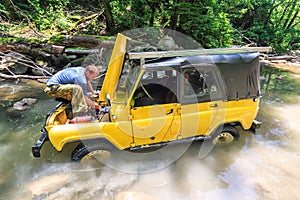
xmin=87 ymin=81 xmax=98 ymax=95
xmin=84 ymin=95 xmax=101 ymax=110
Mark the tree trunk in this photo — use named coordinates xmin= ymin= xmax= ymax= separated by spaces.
xmin=149 ymin=2 xmax=156 ymax=27
xmin=102 ymin=0 xmax=116 ymax=35
xmin=240 ymin=9 xmax=254 ymax=30
xmin=2 ymin=0 xmax=18 ymax=19
xmin=170 ymin=0 xmax=180 ymax=30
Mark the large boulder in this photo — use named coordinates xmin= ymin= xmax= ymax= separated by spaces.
xmin=157 ymin=36 xmax=178 ymax=50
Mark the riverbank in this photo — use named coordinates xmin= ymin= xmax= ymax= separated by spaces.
xmin=263 ymin=61 xmax=300 ymax=74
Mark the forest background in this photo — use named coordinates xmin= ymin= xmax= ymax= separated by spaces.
xmin=0 ymin=0 xmax=299 ymax=55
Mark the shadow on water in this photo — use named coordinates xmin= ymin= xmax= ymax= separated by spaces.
xmin=1 ymin=66 xmax=300 ymax=199
xmin=260 ymin=66 xmax=300 ymax=103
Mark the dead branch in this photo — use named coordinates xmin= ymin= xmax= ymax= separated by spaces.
xmin=0 ymin=51 xmax=53 ymax=80
xmin=0 ymin=51 xmax=53 ymax=76
xmin=0 ymin=72 xmax=50 ymax=80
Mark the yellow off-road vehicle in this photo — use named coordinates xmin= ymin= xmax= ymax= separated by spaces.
xmin=32 ymin=34 xmax=267 ymax=161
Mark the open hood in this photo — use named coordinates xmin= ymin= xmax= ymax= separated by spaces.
xmin=98 ymin=33 xmax=128 ymax=104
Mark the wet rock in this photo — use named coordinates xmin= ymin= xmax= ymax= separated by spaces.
xmin=52 ymin=54 xmax=70 ymax=69
xmin=21 ymin=78 xmax=46 ymax=88
xmin=13 ymin=98 xmax=37 ymax=111
xmin=0 ymin=80 xmax=45 ymax=102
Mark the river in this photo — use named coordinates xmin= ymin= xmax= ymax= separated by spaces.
xmin=0 ymin=66 xmax=300 ymax=200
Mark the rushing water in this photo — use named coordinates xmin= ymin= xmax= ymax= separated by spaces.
xmin=1 ymin=67 xmax=300 ymax=200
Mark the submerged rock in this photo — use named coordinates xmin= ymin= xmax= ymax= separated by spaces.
xmin=13 ymin=98 xmax=37 ymax=111
xmin=24 ymin=174 xmax=70 ymax=199
xmin=6 ymin=98 xmax=38 ymax=117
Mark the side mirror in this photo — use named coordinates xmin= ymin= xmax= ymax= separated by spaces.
xmin=106 ymin=93 xmax=111 ymax=106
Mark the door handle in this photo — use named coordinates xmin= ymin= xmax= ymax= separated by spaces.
xmin=166 ymin=109 xmax=173 ymax=115
xmin=210 ymin=103 xmax=218 ymax=108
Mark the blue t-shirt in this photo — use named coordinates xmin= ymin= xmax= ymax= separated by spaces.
xmin=46 ymin=67 xmax=88 ymax=95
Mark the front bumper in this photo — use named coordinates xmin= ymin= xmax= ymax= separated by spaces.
xmin=32 ymin=128 xmax=49 ymax=157
xmin=252 ymin=119 xmax=262 ymax=129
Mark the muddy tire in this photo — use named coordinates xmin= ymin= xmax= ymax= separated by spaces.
xmin=71 ymin=141 xmax=114 ymax=163
xmin=212 ymin=125 xmax=239 ymax=146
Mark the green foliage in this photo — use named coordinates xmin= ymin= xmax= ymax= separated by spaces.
xmin=2 ymin=0 xmax=299 ymax=53
xmin=110 ymin=0 xmax=155 ymax=29
xmin=179 ymin=3 xmax=233 ymax=48
xmin=110 ymin=0 xmax=233 ymax=48
xmin=221 ymin=0 xmax=299 ymax=53
xmin=24 ymin=0 xmax=71 ymax=31
xmin=0 ymin=3 xmax=9 ymax=17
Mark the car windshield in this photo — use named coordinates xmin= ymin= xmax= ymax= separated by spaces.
xmin=114 ymin=60 xmax=142 ymax=104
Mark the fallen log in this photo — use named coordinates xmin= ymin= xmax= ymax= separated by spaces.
xmin=1 ymin=43 xmax=50 ymax=58
xmin=64 ymin=49 xmax=103 ymax=55
xmin=270 ymin=60 xmax=287 ymax=63
xmin=50 ymin=35 xmax=115 ymax=48
xmin=1 ymin=35 xmax=114 ymax=53
xmin=40 ymin=44 xmax=65 ymax=54
xmin=0 ymin=43 xmax=65 ymax=56
xmin=267 ymin=55 xmax=295 ymax=61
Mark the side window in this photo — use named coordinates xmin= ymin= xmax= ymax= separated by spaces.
xmin=181 ymin=66 xmax=219 ymax=101
xmin=132 ymin=69 xmax=178 ymax=107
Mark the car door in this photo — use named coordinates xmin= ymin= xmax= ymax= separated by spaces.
xmin=129 ymin=68 xmax=181 ymax=147
xmin=179 ymin=64 xmax=226 ymax=139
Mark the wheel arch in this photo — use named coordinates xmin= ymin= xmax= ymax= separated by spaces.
xmin=211 ymin=122 xmax=241 ymax=138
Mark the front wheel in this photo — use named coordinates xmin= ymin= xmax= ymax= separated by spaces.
xmin=71 ymin=141 xmax=114 ymax=165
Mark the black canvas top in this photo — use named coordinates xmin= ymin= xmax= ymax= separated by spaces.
xmin=142 ymin=51 xmax=261 ymax=100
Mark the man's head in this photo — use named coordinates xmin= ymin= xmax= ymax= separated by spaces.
xmin=85 ymin=65 xmax=99 ymax=81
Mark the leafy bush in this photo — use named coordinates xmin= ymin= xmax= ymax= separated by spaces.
xmin=25 ymin=0 xmax=71 ymax=31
